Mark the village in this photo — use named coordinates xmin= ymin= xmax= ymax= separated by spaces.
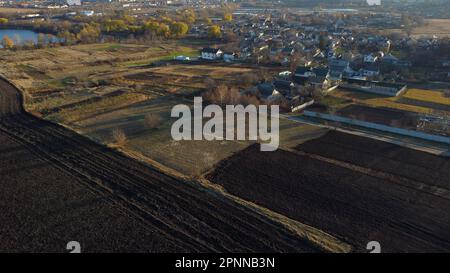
xmin=174 ymin=9 xmax=450 ymax=140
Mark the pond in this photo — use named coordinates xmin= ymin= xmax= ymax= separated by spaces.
xmin=0 ymin=29 xmax=59 ymax=46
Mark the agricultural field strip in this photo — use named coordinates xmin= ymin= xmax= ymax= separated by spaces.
xmin=296 ymin=131 xmax=450 ymax=190
xmin=288 ymin=148 xmax=450 ymax=201
xmin=0 ymin=116 xmax=209 ymax=251
xmin=330 ymin=88 xmax=450 ymax=114
xmin=0 ymin=128 xmax=182 ymax=252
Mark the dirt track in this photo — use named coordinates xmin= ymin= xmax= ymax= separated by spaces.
xmin=0 ymin=77 xmax=319 ymax=252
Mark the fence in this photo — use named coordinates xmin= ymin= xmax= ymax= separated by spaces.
xmin=303 ymin=110 xmax=450 ymax=145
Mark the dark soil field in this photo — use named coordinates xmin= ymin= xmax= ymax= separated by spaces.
xmin=337 ymin=104 xmax=418 ymax=129
xmin=0 ymin=78 xmax=319 ymax=252
xmin=297 ymin=130 xmax=450 ymax=190
xmin=207 ymin=133 xmax=450 ymax=252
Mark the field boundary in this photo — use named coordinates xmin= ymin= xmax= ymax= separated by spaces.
xmin=303 ymin=110 xmax=450 ymax=145
xmin=117 ymin=146 xmax=352 ymax=253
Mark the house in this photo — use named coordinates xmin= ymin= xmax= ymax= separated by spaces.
xmin=312 ymin=67 xmax=329 ymax=79
xmin=396 ymin=60 xmax=412 ymax=67
xmin=294 ymin=66 xmax=314 ymax=77
xmin=66 ymin=0 xmax=81 ymax=6
xmin=223 ymin=52 xmax=237 ymax=62
xmin=273 ymin=80 xmax=294 ymax=96
xmin=362 ymin=65 xmax=380 ymax=77
xmin=256 ymin=83 xmax=280 ymax=99
xmin=328 ymin=59 xmax=350 ymax=81
xmin=382 ymin=54 xmax=398 ymax=65
xmin=201 ymin=48 xmax=223 ymax=60
xmin=364 ymin=53 xmax=378 ymax=63
xmin=293 ymin=67 xmax=313 ymax=84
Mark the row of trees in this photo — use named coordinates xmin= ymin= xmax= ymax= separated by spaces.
xmin=0 ymin=5 xmax=236 ymax=49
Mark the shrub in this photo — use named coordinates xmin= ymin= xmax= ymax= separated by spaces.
xmin=145 ymin=113 xmax=163 ymax=129
xmin=112 ymin=128 xmax=127 ymax=146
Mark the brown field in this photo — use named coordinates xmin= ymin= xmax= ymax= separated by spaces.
xmin=412 ymin=19 xmax=450 ymax=38
xmin=0 ymin=7 xmax=42 ymax=15
xmin=337 ymin=104 xmax=418 ymax=129
xmin=206 ymin=131 xmax=450 ymax=252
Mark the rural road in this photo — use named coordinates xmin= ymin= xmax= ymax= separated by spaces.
xmin=0 ymin=77 xmax=320 ymax=252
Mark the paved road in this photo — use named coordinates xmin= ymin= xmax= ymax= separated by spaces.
xmin=0 ymin=77 xmax=319 ymax=252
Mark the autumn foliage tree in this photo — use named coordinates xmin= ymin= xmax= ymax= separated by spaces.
xmin=208 ymin=25 xmax=221 ymax=39
xmin=170 ymin=22 xmax=189 ymax=37
xmin=2 ymin=35 xmax=14 ymax=49
xmin=223 ymin=13 xmax=233 ymax=22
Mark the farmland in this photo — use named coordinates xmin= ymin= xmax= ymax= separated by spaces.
xmin=411 ymin=19 xmax=450 ymax=38
xmin=336 ymin=104 xmax=418 ymax=129
xmin=0 ymin=42 xmax=322 ymax=176
xmin=206 ymin=131 xmax=450 ymax=252
xmin=329 ymin=88 xmax=450 ymax=115
xmin=0 ymin=77 xmax=323 ymax=252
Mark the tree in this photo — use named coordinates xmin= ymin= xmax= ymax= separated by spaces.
xmin=112 ymin=128 xmax=127 ymax=146
xmin=142 ymin=21 xmax=159 ymax=33
xmin=170 ymin=22 xmax=189 ymax=37
xmin=37 ymin=33 xmax=45 ymax=48
xmin=58 ymin=30 xmax=76 ymax=45
xmin=103 ymin=19 xmax=128 ymax=33
xmin=208 ymin=25 xmax=221 ymax=39
xmin=223 ymin=30 xmax=237 ymax=43
xmin=204 ymin=78 xmax=216 ymax=92
xmin=144 ymin=113 xmax=163 ymax=129
xmin=183 ymin=9 xmax=196 ymax=25
xmin=2 ymin=35 xmax=14 ymax=49
xmin=157 ymin=23 xmax=170 ymax=37
xmin=77 ymin=24 xmax=100 ymax=43
xmin=223 ymin=13 xmax=233 ymax=22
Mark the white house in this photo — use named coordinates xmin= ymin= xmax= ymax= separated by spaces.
xmin=223 ymin=52 xmax=237 ymax=62
xmin=201 ymin=48 xmax=223 ymax=60
xmin=364 ymin=54 xmax=378 ymax=63
xmin=66 ymin=0 xmax=81 ymax=6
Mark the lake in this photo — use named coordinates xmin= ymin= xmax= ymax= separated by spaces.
xmin=0 ymin=29 xmax=59 ymax=46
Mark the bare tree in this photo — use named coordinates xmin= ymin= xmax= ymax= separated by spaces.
xmin=145 ymin=113 xmax=163 ymax=129
xmin=204 ymin=78 xmax=216 ymax=92
xmin=112 ymin=128 xmax=127 ymax=146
